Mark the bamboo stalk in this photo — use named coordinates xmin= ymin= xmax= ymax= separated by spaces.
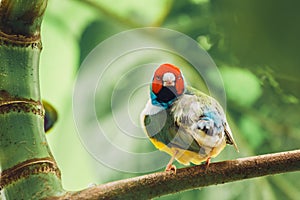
xmin=0 ymin=0 xmax=64 ymax=199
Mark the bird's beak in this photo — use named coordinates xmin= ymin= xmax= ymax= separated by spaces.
xmin=162 ymin=72 xmax=176 ymax=87
xmin=163 ymin=80 xmax=175 ymax=87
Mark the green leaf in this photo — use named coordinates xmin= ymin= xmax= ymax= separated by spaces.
xmin=220 ymin=66 xmax=262 ymax=106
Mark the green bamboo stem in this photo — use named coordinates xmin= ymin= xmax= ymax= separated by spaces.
xmin=0 ymin=0 xmax=64 ymax=199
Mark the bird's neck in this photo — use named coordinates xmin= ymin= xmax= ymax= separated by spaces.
xmin=150 ymin=91 xmax=178 ymax=109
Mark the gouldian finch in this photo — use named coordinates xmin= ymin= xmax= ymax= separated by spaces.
xmin=141 ymin=63 xmax=238 ymax=172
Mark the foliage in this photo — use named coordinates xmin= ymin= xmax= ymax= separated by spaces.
xmin=41 ymin=0 xmax=300 ymax=199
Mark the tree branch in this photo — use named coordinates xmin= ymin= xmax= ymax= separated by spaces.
xmin=51 ymin=149 xmax=300 ymax=200
xmin=75 ymin=0 xmax=143 ymax=28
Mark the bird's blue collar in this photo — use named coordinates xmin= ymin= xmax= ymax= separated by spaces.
xmin=150 ymin=91 xmax=175 ymax=109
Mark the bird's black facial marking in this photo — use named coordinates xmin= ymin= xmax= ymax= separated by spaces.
xmin=156 ymin=86 xmax=178 ymax=103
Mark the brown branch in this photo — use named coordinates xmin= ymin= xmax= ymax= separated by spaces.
xmin=51 ymin=149 xmax=300 ymax=200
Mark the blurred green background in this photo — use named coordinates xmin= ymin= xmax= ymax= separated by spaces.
xmin=40 ymin=0 xmax=300 ymax=199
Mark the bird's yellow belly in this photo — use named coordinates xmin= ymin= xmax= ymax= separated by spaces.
xmin=150 ymin=137 xmax=226 ymax=165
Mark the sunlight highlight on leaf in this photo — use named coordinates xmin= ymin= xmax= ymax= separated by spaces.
xmin=220 ymin=66 xmax=262 ymax=106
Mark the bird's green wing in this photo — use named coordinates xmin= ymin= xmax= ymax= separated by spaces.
xmin=144 ymin=109 xmax=204 ymax=153
xmin=186 ymin=86 xmax=238 ymax=151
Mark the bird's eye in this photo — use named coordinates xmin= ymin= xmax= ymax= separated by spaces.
xmin=177 ymin=76 xmax=182 ymax=80
xmin=156 ymin=76 xmax=161 ymax=80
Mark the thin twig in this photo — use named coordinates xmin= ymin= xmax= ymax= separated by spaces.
xmin=75 ymin=0 xmax=143 ymax=28
xmin=151 ymin=0 xmax=174 ymax=26
xmin=51 ymin=149 xmax=300 ymax=200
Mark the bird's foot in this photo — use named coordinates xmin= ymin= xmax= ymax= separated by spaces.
xmin=165 ymin=164 xmax=177 ymax=174
xmin=165 ymin=150 xmax=178 ymax=174
xmin=204 ymin=157 xmax=211 ymax=172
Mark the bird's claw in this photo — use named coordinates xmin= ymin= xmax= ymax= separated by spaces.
xmin=165 ymin=164 xmax=177 ymax=174
xmin=204 ymin=157 xmax=211 ymax=172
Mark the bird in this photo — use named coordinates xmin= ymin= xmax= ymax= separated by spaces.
xmin=140 ymin=63 xmax=238 ymax=172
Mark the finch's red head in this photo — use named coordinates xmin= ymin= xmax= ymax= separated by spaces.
xmin=151 ymin=64 xmax=185 ymax=100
